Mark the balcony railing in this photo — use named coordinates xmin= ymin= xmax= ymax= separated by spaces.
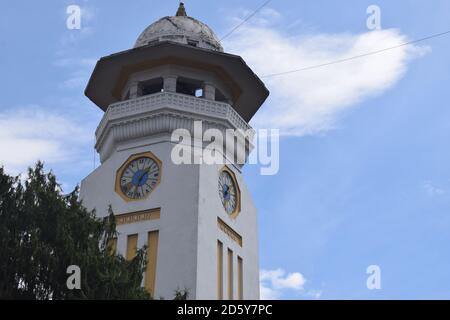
xmin=95 ymin=92 xmax=251 ymax=141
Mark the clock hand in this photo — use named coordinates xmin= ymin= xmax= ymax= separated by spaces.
xmin=123 ymin=165 xmax=157 ymax=193
xmin=138 ymin=169 xmax=150 ymax=185
xmin=138 ymin=166 xmax=158 ymax=185
xmin=125 ymin=182 xmax=133 ymax=192
xmin=125 ymin=171 xmax=146 ymax=192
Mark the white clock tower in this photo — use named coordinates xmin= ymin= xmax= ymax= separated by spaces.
xmin=80 ymin=3 xmax=269 ymax=300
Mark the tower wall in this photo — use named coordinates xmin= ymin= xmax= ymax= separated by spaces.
xmin=196 ymin=163 xmax=259 ymax=299
xmin=81 ymin=133 xmax=259 ymax=299
xmin=81 ymin=137 xmax=200 ymax=299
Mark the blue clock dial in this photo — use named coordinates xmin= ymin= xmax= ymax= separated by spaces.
xmin=120 ymin=156 xmax=160 ymax=200
xmin=218 ymin=170 xmax=237 ymax=215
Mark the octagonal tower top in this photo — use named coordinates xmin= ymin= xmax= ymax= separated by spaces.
xmin=85 ymin=3 xmax=269 ymax=123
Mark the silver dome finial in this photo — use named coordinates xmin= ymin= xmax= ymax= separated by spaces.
xmin=176 ymin=2 xmax=187 ymax=17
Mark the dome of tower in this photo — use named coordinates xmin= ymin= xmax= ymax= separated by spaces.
xmin=134 ymin=2 xmax=223 ymax=52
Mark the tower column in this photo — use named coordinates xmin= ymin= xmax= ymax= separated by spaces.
xmin=203 ymin=82 xmax=216 ymax=100
xmin=163 ymin=75 xmax=178 ymax=93
xmin=129 ymin=81 xmax=142 ymax=99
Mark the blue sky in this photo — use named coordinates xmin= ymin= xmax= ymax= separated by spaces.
xmin=1 ymin=0 xmax=450 ymax=299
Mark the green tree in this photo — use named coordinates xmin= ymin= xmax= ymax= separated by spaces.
xmin=0 ymin=162 xmax=150 ymax=300
xmin=173 ymin=288 xmax=189 ymax=300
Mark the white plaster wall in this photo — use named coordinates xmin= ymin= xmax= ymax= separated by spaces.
xmin=196 ymin=163 xmax=259 ymax=300
xmin=81 ymin=135 xmax=200 ymax=299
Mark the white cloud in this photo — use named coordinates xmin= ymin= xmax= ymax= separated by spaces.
xmin=80 ymin=6 xmax=96 ymax=22
xmin=260 ymin=268 xmax=306 ymax=299
xmin=59 ymin=72 xmax=90 ymax=90
xmin=304 ymin=289 xmax=323 ymax=299
xmin=260 ymin=283 xmax=280 ymax=300
xmin=53 ymin=58 xmax=96 ymax=68
xmin=261 ymin=268 xmax=306 ymax=289
xmin=0 ymin=106 xmax=92 ymax=175
xmin=423 ymin=181 xmax=446 ymax=197
xmin=54 ymin=57 xmax=96 ymax=90
xmin=225 ymin=9 xmax=429 ymax=136
xmin=60 ymin=27 xmax=94 ymax=46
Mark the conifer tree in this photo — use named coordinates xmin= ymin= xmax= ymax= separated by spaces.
xmin=0 ymin=162 xmax=150 ymax=300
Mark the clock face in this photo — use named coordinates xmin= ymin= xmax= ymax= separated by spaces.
xmin=218 ymin=170 xmax=238 ymax=215
xmin=119 ymin=155 xmax=160 ymax=200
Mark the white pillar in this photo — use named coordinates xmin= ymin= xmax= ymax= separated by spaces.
xmin=203 ymin=82 xmax=215 ymax=100
xmin=163 ymin=76 xmax=177 ymax=93
xmin=129 ymin=81 xmax=142 ymax=99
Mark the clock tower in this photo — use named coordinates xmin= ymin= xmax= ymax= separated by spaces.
xmin=80 ymin=3 xmax=269 ymax=300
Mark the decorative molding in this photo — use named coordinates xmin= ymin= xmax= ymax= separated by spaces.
xmin=218 ymin=217 xmax=242 ymax=247
xmin=115 ymin=208 xmax=161 ymax=226
xmin=96 ymin=92 xmax=253 ymax=163
xmin=97 ymin=92 xmax=249 ymax=137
